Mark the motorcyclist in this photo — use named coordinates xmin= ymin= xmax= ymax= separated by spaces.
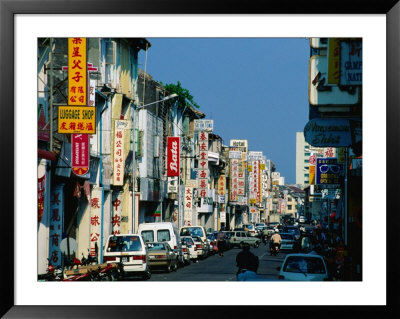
xmin=236 ymin=242 xmax=259 ymax=280
xmin=269 ymin=229 xmax=281 ymax=255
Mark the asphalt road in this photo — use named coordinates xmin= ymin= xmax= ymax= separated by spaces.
xmin=147 ymin=241 xmax=290 ymax=281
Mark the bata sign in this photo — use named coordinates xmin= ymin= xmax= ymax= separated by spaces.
xmin=304 ymin=118 xmax=352 ymax=147
xmin=167 ymin=137 xmax=180 ymax=177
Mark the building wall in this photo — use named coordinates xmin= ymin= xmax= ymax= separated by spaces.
xmin=296 ymin=132 xmax=308 ymax=185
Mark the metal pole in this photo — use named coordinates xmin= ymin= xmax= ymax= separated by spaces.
xmin=131 ymin=104 xmax=137 ymax=233
xmin=344 ymin=147 xmax=348 ymax=245
xmin=49 ymin=38 xmax=54 ymax=152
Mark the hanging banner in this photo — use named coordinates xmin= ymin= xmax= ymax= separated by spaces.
xmin=72 ymin=134 xmax=89 ymax=176
xmin=230 ymin=159 xmax=239 ymax=202
xmin=167 ymin=137 xmax=180 ymax=177
xmin=89 ymin=187 xmax=102 ymax=257
xmin=49 ymin=184 xmax=64 ymax=268
xmin=111 ymin=192 xmax=122 ymax=235
xmin=218 ymin=175 xmax=226 ymax=196
xmin=68 ymin=37 xmax=87 ymax=106
xmin=38 ymin=175 xmax=46 ymax=222
xmin=184 ymin=187 xmax=193 ymax=226
xmin=113 ymin=120 xmax=128 ymax=185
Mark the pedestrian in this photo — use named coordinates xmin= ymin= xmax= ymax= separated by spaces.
xmin=217 ymin=229 xmax=225 ymax=257
xmin=236 ymin=242 xmax=259 ymax=279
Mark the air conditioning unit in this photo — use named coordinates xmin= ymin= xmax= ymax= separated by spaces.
xmin=105 ymin=41 xmax=116 ymax=65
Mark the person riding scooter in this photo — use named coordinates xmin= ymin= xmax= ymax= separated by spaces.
xmin=236 ymin=243 xmax=259 ymax=280
xmin=269 ymin=229 xmax=281 ymax=255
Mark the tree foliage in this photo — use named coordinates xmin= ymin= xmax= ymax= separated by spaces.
xmin=161 ymin=81 xmax=200 ymax=109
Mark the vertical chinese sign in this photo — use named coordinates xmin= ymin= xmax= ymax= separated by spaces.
xmin=89 ymin=187 xmax=103 ymax=257
xmin=67 ymin=37 xmax=91 ymax=177
xmin=230 ymin=159 xmax=239 ymax=202
xmin=113 ymin=120 xmax=128 ymax=186
xmin=197 ymin=131 xmax=209 ymax=198
xmin=112 ymin=192 xmax=122 ymax=235
xmin=49 ymin=184 xmax=64 ymax=268
xmin=184 ymin=187 xmax=193 ymax=226
xmin=218 ymin=175 xmax=226 ymax=196
xmin=68 ymin=37 xmax=87 ymax=106
xmin=167 ymin=137 xmax=180 ymax=177
xmin=72 ymin=134 xmax=89 ymax=175
xmin=38 ymin=174 xmax=45 ymax=222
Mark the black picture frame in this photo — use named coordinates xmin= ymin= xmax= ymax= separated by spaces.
xmin=1 ymin=0 xmax=398 ymax=318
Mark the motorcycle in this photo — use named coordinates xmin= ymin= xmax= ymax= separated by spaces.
xmin=270 ymin=242 xmax=280 ymax=256
xmin=38 ymin=258 xmax=63 ymax=281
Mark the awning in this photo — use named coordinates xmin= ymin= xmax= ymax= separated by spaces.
xmin=38 ymin=149 xmax=56 ymax=161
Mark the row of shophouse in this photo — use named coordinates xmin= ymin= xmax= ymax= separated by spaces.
xmin=37 ymin=37 xmax=304 ymax=274
xmin=300 ymin=38 xmax=363 ymax=280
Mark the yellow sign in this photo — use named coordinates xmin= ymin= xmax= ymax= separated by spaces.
xmin=58 ymin=106 xmax=96 ymax=134
xmin=68 ymin=38 xmax=87 ymax=105
xmin=309 ymin=165 xmax=315 ymax=185
xmin=260 ymin=163 xmax=266 ymax=170
xmin=327 ymin=38 xmax=341 ymax=85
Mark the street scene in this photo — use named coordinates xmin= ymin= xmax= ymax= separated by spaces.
xmin=37 ymin=37 xmax=362 ymax=283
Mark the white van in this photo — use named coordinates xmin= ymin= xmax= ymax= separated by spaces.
xmin=137 ymin=222 xmax=184 ymax=266
xmin=179 ymin=226 xmax=208 ymax=243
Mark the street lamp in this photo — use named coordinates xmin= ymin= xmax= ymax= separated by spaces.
xmin=130 ymin=93 xmax=178 ymax=233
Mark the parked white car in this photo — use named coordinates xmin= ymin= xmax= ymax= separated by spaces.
xmin=181 ymin=236 xmax=198 ymax=263
xmin=278 ymin=253 xmax=329 ymax=281
xmin=103 ymin=234 xmax=151 ymax=280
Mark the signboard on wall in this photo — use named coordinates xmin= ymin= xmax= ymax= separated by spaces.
xmin=309 ymin=55 xmax=360 ymax=106
xmin=167 ymin=137 xmax=180 ymax=177
xmin=194 ymin=119 xmax=213 ymax=132
xmin=58 ymin=106 xmax=96 ymax=134
xmin=316 ymin=158 xmax=343 ymax=185
xmin=304 ymin=118 xmax=352 ymax=147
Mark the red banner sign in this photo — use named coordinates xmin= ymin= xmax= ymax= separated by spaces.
xmin=167 ymin=137 xmax=180 ymax=177
xmin=72 ymin=134 xmax=89 ymax=175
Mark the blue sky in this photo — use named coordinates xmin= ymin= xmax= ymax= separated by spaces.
xmin=139 ymin=38 xmax=310 ymax=184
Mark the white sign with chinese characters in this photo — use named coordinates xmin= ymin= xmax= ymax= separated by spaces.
xmin=113 ymin=120 xmax=128 ymax=186
xmin=89 ymin=187 xmax=102 ymax=257
xmin=194 ymin=119 xmax=213 ymax=132
xmin=111 ymin=192 xmax=122 ymax=235
xmin=184 ymin=187 xmax=193 ymax=226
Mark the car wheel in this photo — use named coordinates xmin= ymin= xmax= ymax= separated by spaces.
xmin=254 ymin=242 xmax=259 ymax=248
xmin=142 ymin=271 xmax=151 ymax=280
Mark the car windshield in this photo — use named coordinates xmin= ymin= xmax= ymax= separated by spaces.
xmin=182 ymin=237 xmax=194 ymax=245
xmin=180 ymin=227 xmax=204 ymax=237
xmin=283 ymin=256 xmax=326 ymax=274
xmin=284 ymin=227 xmax=300 ymax=235
xmin=192 ymin=236 xmax=201 ymax=242
xmin=106 ymin=235 xmax=142 ymax=252
xmin=245 ymin=224 xmax=254 ymax=230
xmin=281 ymin=234 xmax=295 ymax=240
xmin=147 ymin=243 xmax=167 ymax=251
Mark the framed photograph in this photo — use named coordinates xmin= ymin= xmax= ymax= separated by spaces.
xmin=1 ymin=0 xmax=398 ymax=317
